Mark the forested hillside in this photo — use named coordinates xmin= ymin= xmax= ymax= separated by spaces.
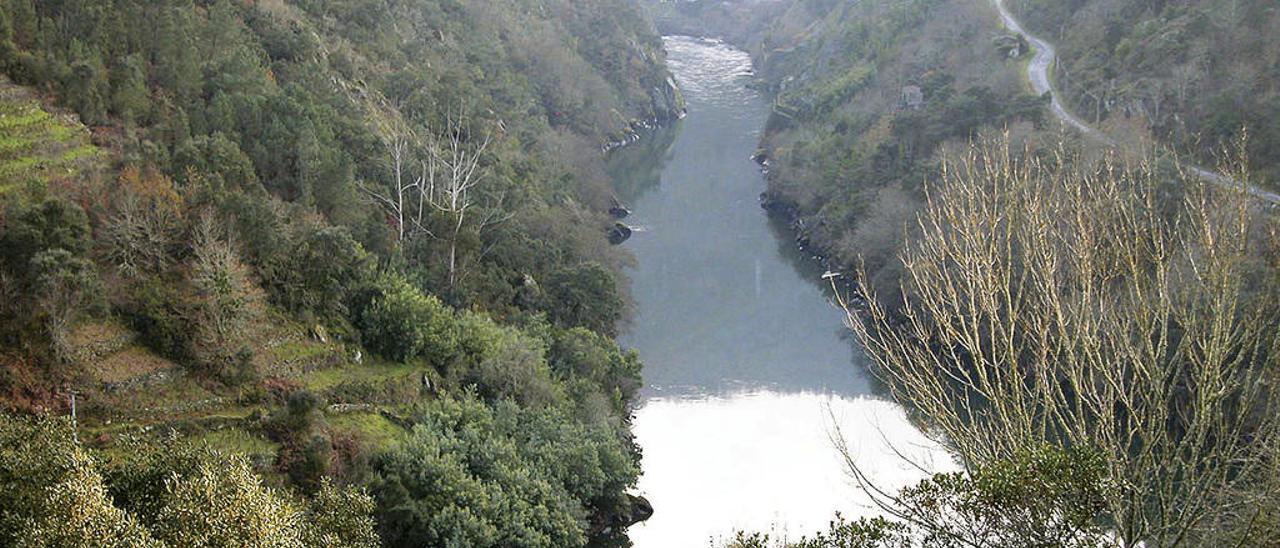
xmin=1009 ymin=0 xmax=1280 ymax=185
xmin=0 ymin=0 xmax=680 ymax=545
xmin=748 ymin=0 xmax=1048 ymax=298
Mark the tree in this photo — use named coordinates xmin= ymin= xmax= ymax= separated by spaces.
xmin=150 ymin=457 xmax=307 ymax=547
xmin=302 ymin=479 xmax=381 ymax=548
xmin=100 ymin=427 xmax=378 ymax=548
xmin=172 ymin=133 xmax=261 ymax=193
xmin=359 ymin=106 xmax=504 ymax=289
xmin=109 ymin=54 xmax=151 ymax=125
xmin=423 ymin=111 xmax=501 ymax=289
xmin=17 ymin=465 xmax=162 ymax=548
xmin=30 ymin=249 xmax=100 ymax=363
xmin=843 ymin=139 xmax=1280 ymax=546
xmin=356 ymin=275 xmax=457 ymax=363
xmin=188 ymin=215 xmax=264 ymax=380
xmin=0 ymin=416 xmax=160 ymax=548
xmin=0 ymin=197 xmax=90 ymax=270
xmin=104 ymin=166 xmax=183 ymax=276
xmin=727 ymin=447 xmax=1114 ymax=548
xmin=549 ymin=327 xmax=642 ymax=411
xmin=358 ymin=109 xmax=423 ymax=243
xmin=546 ymin=262 xmax=624 ymax=336
xmin=281 ymin=225 xmax=371 ymax=323
xmin=374 ymin=396 xmax=596 ymax=548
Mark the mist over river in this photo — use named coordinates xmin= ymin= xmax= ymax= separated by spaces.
xmin=610 ymin=36 xmax=953 ymax=546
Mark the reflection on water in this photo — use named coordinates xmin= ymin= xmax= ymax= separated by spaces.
xmin=614 ymin=36 xmax=952 ymax=546
xmin=615 ymin=36 xmax=867 ymax=398
xmin=607 ymin=123 xmax=680 ymax=201
xmin=630 ymin=392 xmax=954 ymax=546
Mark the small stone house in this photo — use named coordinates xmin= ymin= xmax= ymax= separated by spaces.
xmin=900 ymin=85 xmax=924 ymax=111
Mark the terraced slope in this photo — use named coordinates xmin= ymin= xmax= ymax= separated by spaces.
xmin=0 ymin=77 xmax=103 ymax=194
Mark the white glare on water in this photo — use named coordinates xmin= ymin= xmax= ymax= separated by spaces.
xmin=629 ymin=391 xmax=954 ymax=546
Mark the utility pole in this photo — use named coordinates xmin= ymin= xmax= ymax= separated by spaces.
xmin=68 ymin=389 xmax=78 ymax=443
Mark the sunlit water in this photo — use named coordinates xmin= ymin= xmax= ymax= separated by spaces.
xmin=610 ymin=37 xmax=955 ymax=546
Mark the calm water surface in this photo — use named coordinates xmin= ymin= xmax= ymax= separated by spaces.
xmin=611 ymin=37 xmax=954 ymax=546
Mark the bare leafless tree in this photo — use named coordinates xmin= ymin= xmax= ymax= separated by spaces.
xmin=841 ymin=138 xmax=1280 ymax=546
xmin=359 ymin=101 xmax=509 ymax=288
xmin=422 ymin=110 xmax=499 ymax=289
xmin=358 ymin=112 xmax=433 ymax=242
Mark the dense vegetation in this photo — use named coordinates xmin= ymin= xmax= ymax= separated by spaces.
xmin=747 ymin=0 xmax=1048 ymax=300
xmin=0 ymin=0 xmax=677 ymax=545
xmin=1009 ymin=0 xmax=1280 ymax=185
xmin=1 ymin=415 xmax=379 ymax=547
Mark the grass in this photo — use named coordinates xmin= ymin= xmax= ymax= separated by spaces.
xmin=0 ymin=108 xmax=51 ymax=130
xmin=268 ymin=339 xmax=334 ymax=364
xmin=299 ymin=360 xmax=420 ymax=392
xmin=86 ymin=345 xmax=174 ymax=384
xmin=327 ymin=411 xmax=409 ymax=452
xmin=195 ymin=428 xmax=280 ymax=458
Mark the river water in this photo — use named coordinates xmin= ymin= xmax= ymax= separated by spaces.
xmin=610 ymin=37 xmax=953 ymax=546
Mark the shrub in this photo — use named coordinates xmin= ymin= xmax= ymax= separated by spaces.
xmin=356 ymin=275 xmax=457 ymax=364
xmin=374 ymin=395 xmax=639 ymax=548
xmin=545 ymin=262 xmax=624 ymax=336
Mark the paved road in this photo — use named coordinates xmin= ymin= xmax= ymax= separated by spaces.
xmin=991 ymin=0 xmax=1280 ymax=204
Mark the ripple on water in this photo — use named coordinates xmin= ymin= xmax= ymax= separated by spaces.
xmin=664 ymin=36 xmax=758 ymax=108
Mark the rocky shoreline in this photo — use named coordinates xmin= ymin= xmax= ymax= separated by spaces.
xmin=603 ymin=75 xmax=688 ymax=154
xmin=755 ymin=156 xmax=867 ymax=299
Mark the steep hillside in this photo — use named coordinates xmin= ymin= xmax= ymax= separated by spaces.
xmin=0 ymin=0 xmax=675 ymax=545
xmin=1009 ymin=0 xmax=1280 ymax=185
xmin=0 ymin=77 xmax=104 ymax=194
xmin=749 ymin=0 xmax=1048 ymax=298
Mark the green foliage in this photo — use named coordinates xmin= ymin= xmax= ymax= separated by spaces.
xmin=187 ymin=217 xmax=264 ymax=381
xmin=119 ymin=274 xmax=191 ymax=361
xmin=0 ymin=415 xmax=95 ymax=544
xmin=453 ymin=311 xmax=559 ymax=406
xmin=546 ymin=262 xmax=625 ymax=336
xmin=0 ymin=197 xmax=97 ymax=356
xmin=726 ymin=517 xmax=910 ymax=548
xmin=16 ymin=463 xmax=163 ymax=548
xmin=172 ymin=133 xmax=261 ymax=193
xmin=0 ymin=196 xmax=89 ymax=268
xmin=549 ymin=327 xmax=642 ymax=413
xmin=278 ymin=225 xmax=372 ymax=323
xmin=357 ymin=275 xmax=458 ymax=364
xmin=0 ymin=0 xmax=668 ymax=328
xmin=355 ymin=275 xmax=563 ymax=405
xmin=0 ymin=0 xmax=665 ymax=545
xmin=1012 ymin=0 xmax=1280 ymax=184
xmin=146 ymin=456 xmax=308 ymax=547
xmin=0 ymin=414 xmax=380 ymax=547
xmin=374 ymin=395 xmax=638 ymax=548
xmin=108 ymin=433 xmax=378 ymax=548
xmin=894 ymin=446 xmax=1114 ymax=547
xmin=752 ymin=0 xmax=1046 ymax=301
xmin=303 ymin=479 xmax=381 ymax=548
xmin=30 ymin=248 xmax=102 ymax=361
xmin=730 ymin=447 xmax=1113 ymax=548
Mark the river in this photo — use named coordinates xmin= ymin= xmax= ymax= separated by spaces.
xmin=609 ymin=36 xmax=953 ymax=546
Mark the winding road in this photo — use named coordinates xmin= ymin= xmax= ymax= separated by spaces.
xmin=992 ymin=0 xmax=1280 ymax=204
